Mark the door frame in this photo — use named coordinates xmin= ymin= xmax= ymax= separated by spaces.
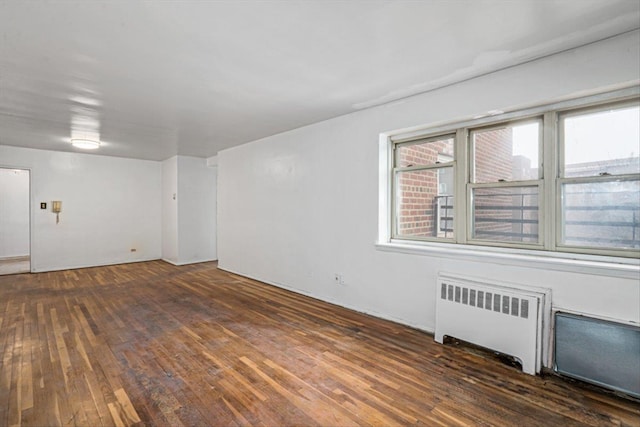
xmin=0 ymin=165 xmax=32 ymax=273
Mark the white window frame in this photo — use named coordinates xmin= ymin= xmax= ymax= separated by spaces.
xmin=555 ymin=99 xmax=640 ymax=257
xmin=381 ymin=87 xmax=640 ymax=265
xmin=467 ymin=117 xmax=544 ymax=249
xmin=391 ymin=133 xmax=456 ymax=242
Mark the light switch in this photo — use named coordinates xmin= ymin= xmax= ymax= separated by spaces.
xmin=40 ymin=202 xmax=47 ymax=209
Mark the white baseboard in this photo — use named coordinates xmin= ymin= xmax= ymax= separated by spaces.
xmin=31 ymin=257 xmax=161 ymax=273
xmin=162 ymin=258 xmax=217 ymax=266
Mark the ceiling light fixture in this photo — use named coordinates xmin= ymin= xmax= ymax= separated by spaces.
xmin=70 ymin=138 xmax=100 ymax=150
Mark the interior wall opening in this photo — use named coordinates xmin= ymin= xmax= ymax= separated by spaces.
xmin=0 ymin=167 xmax=31 ymax=275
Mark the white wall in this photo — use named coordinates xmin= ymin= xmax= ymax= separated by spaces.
xmin=0 ymin=145 xmax=161 ymax=272
xmin=162 ymin=155 xmax=217 ymax=265
xmin=177 ymin=156 xmax=217 ymax=264
xmin=162 ymin=156 xmax=179 ymax=264
xmin=0 ymin=168 xmax=30 ymax=258
xmin=218 ymin=31 xmax=640 ymax=343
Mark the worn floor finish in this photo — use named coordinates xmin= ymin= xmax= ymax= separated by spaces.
xmin=0 ymin=261 xmax=638 ymax=426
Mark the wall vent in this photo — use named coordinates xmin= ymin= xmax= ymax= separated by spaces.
xmin=441 ymin=282 xmax=531 ymax=319
xmin=435 ymin=274 xmax=551 ymax=375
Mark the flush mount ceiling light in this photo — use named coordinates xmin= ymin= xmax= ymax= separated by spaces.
xmin=70 ymin=138 xmax=100 ymax=149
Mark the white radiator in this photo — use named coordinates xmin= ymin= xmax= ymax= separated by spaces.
xmin=435 ymin=273 xmax=551 ymax=375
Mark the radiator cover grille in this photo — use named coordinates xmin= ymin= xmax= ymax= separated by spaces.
xmin=441 ymin=282 xmax=530 ymax=319
xmin=554 ymin=312 xmax=640 ymax=398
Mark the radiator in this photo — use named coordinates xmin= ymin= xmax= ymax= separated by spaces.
xmin=435 ymin=274 xmax=551 ymax=375
xmin=554 ymin=312 xmax=640 ymax=398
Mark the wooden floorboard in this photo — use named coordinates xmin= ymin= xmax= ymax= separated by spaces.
xmin=0 ymin=260 xmax=638 ymax=426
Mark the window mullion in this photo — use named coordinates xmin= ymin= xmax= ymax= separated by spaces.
xmin=455 ymin=128 xmax=468 ymax=244
xmin=543 ymin=111 xmax=556 ymax=251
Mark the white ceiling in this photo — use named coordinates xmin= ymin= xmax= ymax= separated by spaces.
xmin=1 ymin=1 xmax=638 ymax=161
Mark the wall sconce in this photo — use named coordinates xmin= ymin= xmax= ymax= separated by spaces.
xmin=52 ymin=201 xmax=62 ymax=224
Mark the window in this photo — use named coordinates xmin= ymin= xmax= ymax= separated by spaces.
xmin=558 ymin=104 xmax=640 ymax=252
xmin=470 ymin=120 xmax=542 ymax=245
xmin=393 ymin=134 xmax=455 ymax=240
xmin=387 ymin=93 xmax=640 ymax=258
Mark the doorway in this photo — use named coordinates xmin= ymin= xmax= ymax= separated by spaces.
xmin=0 ymin=168 xmax=30 ymax=275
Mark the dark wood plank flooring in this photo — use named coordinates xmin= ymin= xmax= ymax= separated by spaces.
xmin=0 ymin=260 xmax=638 ymax=426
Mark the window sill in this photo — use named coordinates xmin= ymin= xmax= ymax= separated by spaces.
xmin=375 ymin=240 xmax=640 ymax=280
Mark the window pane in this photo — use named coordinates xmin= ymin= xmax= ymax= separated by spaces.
xmin=395 ymin=168 xmax=454 ymax=238
xmin=473 ymin=122 xmax=540 ymax=183
xmin=563 ymin=105 xmax=640 ymax=178
xmin=472 ymin=186 xmax=539 ymax=243
xmin=561 ymin=180 xmax=640 ymax=249
xmin=396 ymin=136 xmax=454 ymax=168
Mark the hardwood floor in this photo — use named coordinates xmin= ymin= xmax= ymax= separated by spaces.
xmin=0 ymin=261 xmax=638 ymax=426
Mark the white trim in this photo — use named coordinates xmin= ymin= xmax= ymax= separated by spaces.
xmin=378 ymin=134 xmax=392 ymax=243
xmin=454 ymin=128 xmax=467 ymax=244
xmin=375 ymin=241 xmax=640 ymax=279
xmin=162 ymin=258 xmax=217 ymax=266
xmin=0 ymin=255 xmax=29 ymax=261
xmin=543 ymin=111 xmax=557 ymax=252
xmin=31 ymin=257 xmax=161 ymax=273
